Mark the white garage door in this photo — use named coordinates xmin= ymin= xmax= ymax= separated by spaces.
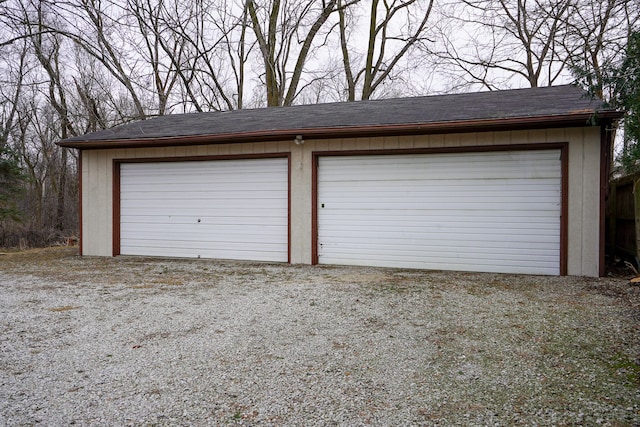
xmin=317 ymin=150 xmax=562 ymax=275
xmin=119 ymin=157 xmax=288 ymax=262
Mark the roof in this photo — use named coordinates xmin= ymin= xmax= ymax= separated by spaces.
xmin=58 ymin=85 xmax=623 ymax=149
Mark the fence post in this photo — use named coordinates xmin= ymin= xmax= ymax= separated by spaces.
xmin=635 ymin=177 xmax=640 ymax=263
xmin=609 ymin=182 xmax=617 ymax=256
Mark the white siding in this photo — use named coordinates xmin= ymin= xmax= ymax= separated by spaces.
xmin=317 ymin=150 xmax=561 ymax=275
xmin=119 ymin=158 xmax=288 ymax=262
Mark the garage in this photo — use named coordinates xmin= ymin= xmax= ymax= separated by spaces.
xmin=59 ymin=85 xmax=621 ymax=276
xmin=116 ymin=156 xmax=289 ymax=262
xmin=316 ymin=148 xmax=565 ymax=275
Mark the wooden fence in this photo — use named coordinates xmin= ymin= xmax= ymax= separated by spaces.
xmin=607 ymin=172 xmax=639 ymax=261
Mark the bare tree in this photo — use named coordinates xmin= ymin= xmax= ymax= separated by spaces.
xmin=126 ymin=0 xmax=182 ymax=115
xmin=432 ymin=0 xmax=572 ymax=91
xmin=1 ymin=0 xmax=83 ymax=239
xmin=172 ymin=0 xmax=251 ymax=111
xmin=337 ymin=0 xmax=435 ymax=101
xmin=216 ymin=0 xmax=255 ymax=109
xmin=1 ymin=0 xmax=637 ymax=248
xmin=10 ymin=1 xmax=75 ymax=230
xmin=247 ymin=0 xmax=339 ymax=106
xmin=0 ymin=44 xmax=29 ymax=150
xmin=563 ymin=0 xmax=637 ymax=100
xmin=74 ymin=0 xmax=149 ymax=118
xmin=0 ymin=40 xmax=30 ymax=224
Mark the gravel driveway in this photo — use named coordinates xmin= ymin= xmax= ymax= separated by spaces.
xmin=1 ymin=247 xmax=639 ymax=426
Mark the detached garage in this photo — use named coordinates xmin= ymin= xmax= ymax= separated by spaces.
xmin=58 ymin=85 xmax=622 ymax=277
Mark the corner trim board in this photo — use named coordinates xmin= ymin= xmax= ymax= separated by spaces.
xmin=78 ymin=151 xmax=83 ymax=256
xmin=112 ymin=161 xmax=121 ymax=257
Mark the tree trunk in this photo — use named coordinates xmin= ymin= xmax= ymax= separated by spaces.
xmin=362 ymin=0 xmax=378 ymax=100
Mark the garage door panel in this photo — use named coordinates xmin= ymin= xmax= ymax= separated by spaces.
xmin=319 ymin=200 xmax=560 ymax=211
xmin=321 ymin=155 xmax=561 ymax=181
xmin=120 ymin=157 xmax=288 ymax=262
xmin=121 ymin=224 xmax=288 ymax=237
xmin=122 ymin=198 xmax=286 ymax=211
xmin=323 ymin=210 xmax=560 ymax=221
xmin=121 ymin=228 xmax=288 ymax=243
xmin=122 ymin=181 xmax=286 ymax=195
xmin=122 ymin=208 xmax=285 ymax=218
xmin=320 ymin=151 xmax=560 ymax=166
xmin=320 ymin=213 xmax=560 ymax=225
xmin=130 ymin=165 xmax=286 ymax=176
xmin=319 ymin=218 xmax=559 ymax=232
xmin=121 ymin=215 xmax=287 ymax=226
xmin=322 ymin=191 xmax=560 ymax=202
xmin=320 ymin=240 xmax=558 ymax=254
xmin=126 ymin=160 xmax=285 ymax=173
xmin=322 ymin=186 xmax=560 ymax=207
xmin=321 ymin=169 xmax=559 ymax=181
xmin=120 ymin=244 xmax=285 ymax=262
xmin=321 ymin=248 xmax=558 ymax=264
xmin=122 ymin=192 xmax=287 ymax=204
xmin=318 ymin=150 xmax=561 ymax=275
xmin=323 ymin=178 xmax=560 ymax=191
xmin=323 ymin=187 xmax=560 ymax=199
xmin=320 ymin=226 xmax=559 ymax=238
xmin=321 ymin=251 xmax=559 ymax=267
xmin=320 ymin=231 xmax=558 ymax=244
xmin=322 ymin=182 xmax=560 ymax=195
xmin=122 ymin=238 xmax=286 ymax=251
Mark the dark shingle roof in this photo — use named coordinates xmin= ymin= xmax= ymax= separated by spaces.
xmin=58 ymin=85 xmax=621 ymax=149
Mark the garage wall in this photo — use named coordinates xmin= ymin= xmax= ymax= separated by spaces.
xmin=81 ymin=127 xmax=601 ymax=276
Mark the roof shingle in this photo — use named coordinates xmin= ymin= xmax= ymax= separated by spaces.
xmin=58 ymin=85 xmax=621 ymax=149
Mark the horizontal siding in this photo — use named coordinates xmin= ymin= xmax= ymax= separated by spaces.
xmin=120 ymin=157 xmax=288 ymax=262
xmin=318 ymin=150 xmax=561 ymax=275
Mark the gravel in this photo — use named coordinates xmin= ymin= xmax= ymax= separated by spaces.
xmin=1 ymin=247 xmax=639 ymax=426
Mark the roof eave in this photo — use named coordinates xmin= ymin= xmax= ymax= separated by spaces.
xmin=57 ymin=111 xmax=623 ymax=150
